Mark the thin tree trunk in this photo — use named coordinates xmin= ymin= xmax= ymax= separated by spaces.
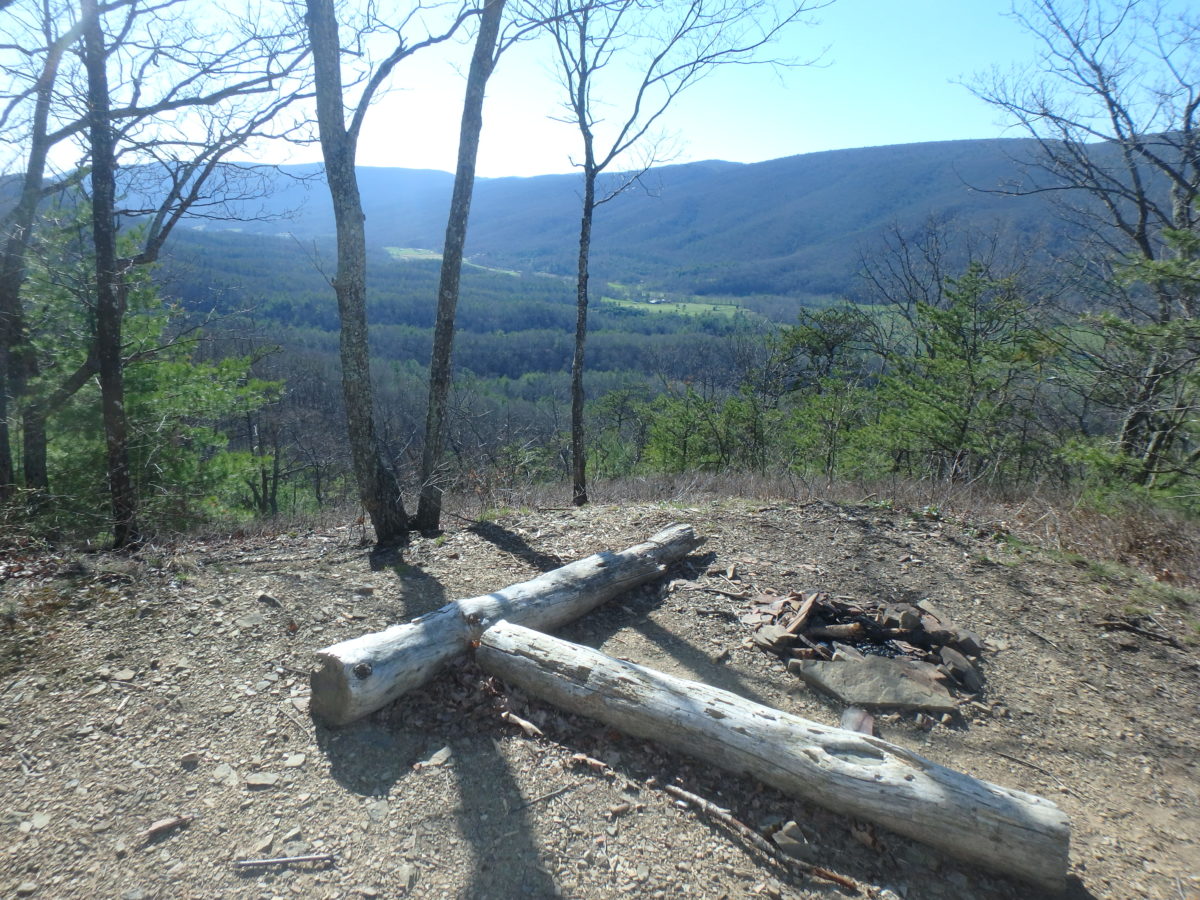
xmin=306 ymin=0 xmax=408 ymax=546
xmin=82 ymin=0 xmax=139 ymax=548
xmin=18 ymin=350 xmax=99 ymax=499
xmin=0 ymin=365 xmax=11 ymax=500
xmin=20 ymin=411 xmax=48 ymax=495
xmin=416 ymin=0 xmax=506 ymax=533
xmin=0 ymin=15 xmax=82 ymax=496
xmin=571 ymin=170 xmax=596 ymax=506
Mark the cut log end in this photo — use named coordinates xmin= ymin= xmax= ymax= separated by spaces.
xmin=308 ymin=655 xmax=356 ymax=727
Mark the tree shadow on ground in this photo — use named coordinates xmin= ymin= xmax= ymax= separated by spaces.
xmin=557 ymin=549 xmax=780 ymax=708
xmin=466 ymin=520 xmax=565 ymax=573
xmin=315 ymin=674 xmax=559 ymax=898
xmin=314 ymin=546 xmax=557 ymax=897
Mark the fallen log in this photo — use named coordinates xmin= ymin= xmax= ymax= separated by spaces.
xmin=309 ymin=524 xmax=701 ymax=726
xmin=476 ymin=620 xmax=1071 ymax=893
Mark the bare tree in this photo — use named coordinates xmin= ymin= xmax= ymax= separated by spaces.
xmin=79 ymin=0 xmax=138 ymax=543
xmin=2 ymin=0 xmax=310 ymax=535
xmin=970 ymin=0 xmax=1199 ymax=485
xmin=415 ymin=0 xmax=508 ymax=533
xmin=0 ymin=0 xmax=86 ymax=498
xmin=304 ymin=0 xmax=473 ymax=547
xmin=538 ymin=0 xmax=825 ymax=505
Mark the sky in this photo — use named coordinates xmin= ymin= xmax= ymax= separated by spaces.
xmin=338 ymin=0 xmax=1043 ymax=178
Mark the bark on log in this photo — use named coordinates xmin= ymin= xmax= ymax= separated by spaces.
xmin=310 ymin=524 xmax=701 ymax=726
xmin=476 ymin=621 xmax=1071 ymax=893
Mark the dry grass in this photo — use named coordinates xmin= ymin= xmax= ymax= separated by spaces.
xmin=476 ymin=472 xmax=1200 ymax=588
xmin=6 ymin=469 xmax=1197 ymax=588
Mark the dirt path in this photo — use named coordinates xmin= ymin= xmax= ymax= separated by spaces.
xmin=2 ymin=499 xmax=1197 ymax=899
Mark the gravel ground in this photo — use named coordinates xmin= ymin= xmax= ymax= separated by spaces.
xmin=1 ymin=498 xmax=1197 ymax=900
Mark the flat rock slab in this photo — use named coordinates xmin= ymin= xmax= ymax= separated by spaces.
xmin=788 ymin=656 xmax=958 ymax=713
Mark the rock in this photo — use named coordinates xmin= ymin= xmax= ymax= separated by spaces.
xmin=15 ymin=881 xmax=38 ymax=896
xmin=212 ymin=763 xmax=238 ymax=786
xmin=112 ymin=668 xmax=136 ymax=682
xmin=881 ymin=604 xmax=921 ymax=630
xmin=788 ymin=656 xmax=958 ymax=713
xmin=30 ymin=812 xmax=51 ymax=830
xmin=283 ymin=753 xmax=306 ymax=768
xmin=939 ymin=646 xmax=985 ymax=693
xmin=256 ymin=593 xmax=282 ymax=608
xmin=772 ymin=821 xmax=814 ymax=860
xmin=235 ymin=613 xmax=266 ymax=629
xmin=180 ymin=752 xmax=201 ymax=770
xmin=243 ymin=772 xmax=279 ymax=788
xmin=840 ymin=706 xmax=876 ymax=736
xmin=751 ymin=624 xmax=793 ymax=653
xmin=831 ymin=642 xmax=865 ymax=661
xmin=397 ymin=863 xmax=416 ymax=891
xmin=416 ymin=745 xmax=453 ymax=769
xmin=949 ymin=628 xmax=987 ymax=655
xmin=352 ymin=584 xmax=375 ymax=596
xmin=366 ymin=800 xmax=389 ymax=823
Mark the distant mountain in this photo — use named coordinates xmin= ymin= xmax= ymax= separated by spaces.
xmin=184 ymin=138 xmax=1073 ymax=299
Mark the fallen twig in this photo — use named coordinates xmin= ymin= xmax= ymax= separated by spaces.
xmin=512 ymin=783 xmax=578 ymax=812
xmin=279 ymin=708 xmax=312 ymax=739
xmin=993 ymin=751 xmax=1078 ymax=797
xmin=1094 ymin=619 xmax=1184 ymax=649
xmin=1023 ymin=626 xmax=1061 ymax=651
xmin=698 ymin=585 xmax=749 ymax=600
xmin=662 ymin=783 xmax=857 ymax=893
xmin=233 ymin=853 xmax=335 ymax=869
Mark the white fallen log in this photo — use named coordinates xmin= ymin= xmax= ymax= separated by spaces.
xmin=476 ymin=620 xmax=1071 ymax=893
xmin=310 ymin=524 xmax=701 ymax=726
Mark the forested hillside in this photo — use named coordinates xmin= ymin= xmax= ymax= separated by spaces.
xmin=181 ymin=138 xmax=1068 ymax=300
xmin=1 ymin=0 xmax=1196 ymax=583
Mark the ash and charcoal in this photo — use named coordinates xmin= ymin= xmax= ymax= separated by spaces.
xmin=742 ymin=591 xmax=988 ymax=714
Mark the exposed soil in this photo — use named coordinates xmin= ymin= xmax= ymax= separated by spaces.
xmin=1 ymin=499 xmax=1198 ymax=900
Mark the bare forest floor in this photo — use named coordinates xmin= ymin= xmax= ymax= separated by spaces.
xmin=1 ymin=496 xmax=1198 ymax=900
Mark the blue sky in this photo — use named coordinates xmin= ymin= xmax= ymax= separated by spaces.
xmin=347 ymin=0 xmax=1042 ymax=177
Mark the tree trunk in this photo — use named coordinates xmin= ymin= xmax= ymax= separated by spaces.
xmin=309 ymin=523 xmax=700 ymax=725
xmin=415 ymin=0 xmax=506 ymax=533
xmin=571 ymin=169 xmax=596 ymax=506
xmin=20 ymin=409 xmax=48 ymax=495
xmin=0 ymin=16 xmax=77 ymax=497
xmin=0 ymin=367 xmax=11 ymax=500
xmin=82 ymin=0 xmax=139 ymax=548
xmin=305 ymin=0 xmax=408 ymax=546
xmin=18 ymin=350 xmax=100 ymax=498
xmin=476 ymin=620 xmax=1071 ymax=893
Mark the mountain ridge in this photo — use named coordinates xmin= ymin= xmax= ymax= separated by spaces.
xmin=190 ymin=137 xmax=1068 ymax=298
